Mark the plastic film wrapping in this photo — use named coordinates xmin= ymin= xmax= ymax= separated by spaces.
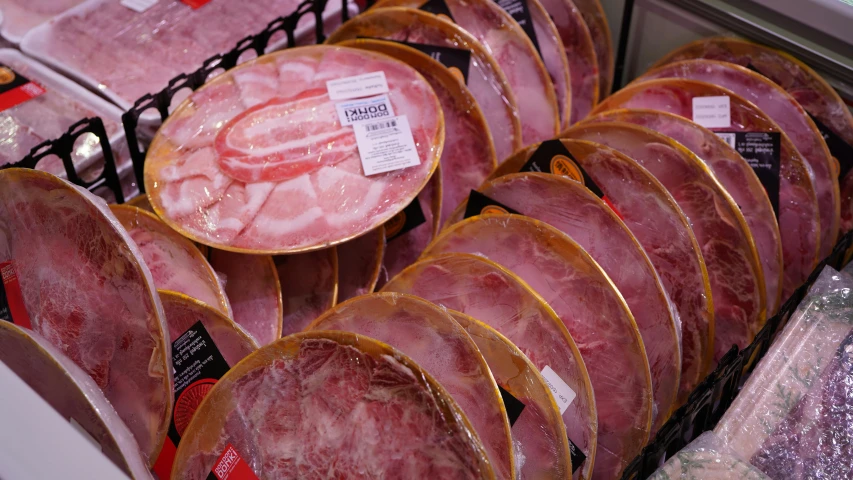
xmin=639 ymin=59 xmax=840 ymax=259
xmin=143 ymin=45 xmax=443 ymax=254
xmin=274 ymin=247 xmax=338 ymax=337
xmin=0 ymin=321 xmax=152 ymax=479
xmin=334 ymin=226 xmax=384 ymax=302
xmin=307 ymin=293 xmax=514 ymax=480
xmin=373 ymin=0 xmax=559 ymax=145
xmin=593 ymin=78 xmax=821 ymax=299
xmin=0 ymin=0 xmax=83 ymax=43
xmin=649 ymin=431 xmax=769 ymax=480
xmin=170 ymin=330 xmax=495 ymax=480
xmin=381 ymin=253 xmax=599 ymax=480
xmin=570 ymin=0 xmax=612 ymax=96
xmin=0 ymin=168 xmax=172 ymax=464
xmin=326 ymin=7 xmax=521 ymax=161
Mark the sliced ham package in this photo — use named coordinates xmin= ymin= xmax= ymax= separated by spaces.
xmin=326 ymin=7 xmax=521 ymax=161
xmin=570 ymin=0 xmax=612 ymax=96
xmin=170 ymin=331 xmax=494 ymax=479
xmin=381 ymin=253 xmax=598 ymax=480
xmin=593 ymin=79 xmax=821 ymax=298
xmin=490 ymin=139 xmax=712 ymax=407
xmin=334 ymin=226 xmax=384 ymax=302
xmin=648 ymin=431 xmax=769 ymax=480
xmin=144 ymin=45 xmax=443 ymax=254
xmin=275 ymin=248 xmax=338 ymax=336
xmin=308 ymin=293 xmax=514 ymax=480
xmin=0 ymin=0 xmax=83 ymax=43
xmin=373 ymin=0 xmax=560 ymax=144
xmin=0 ymin=168 xmax=172 ymax=464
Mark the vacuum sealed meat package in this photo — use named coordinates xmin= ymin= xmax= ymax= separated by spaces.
xmin=649 ymin=431 xmax=769 ymax=480
xmin=275 ymin=248 xmax=338 ymax=336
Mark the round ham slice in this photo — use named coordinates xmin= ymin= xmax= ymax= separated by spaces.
xmin=274 ymin=248 xmax=338 ymax=337
xmin=638 ymin=59 xmax=840 ymax=260
xmin=424 ymin=218 xmax=655 ymax=478
xmin=326 ymin=7 xmax=521 ymax=161
xmin=0 ymin=168 xmax=171 ymax=464
xmin=491 ymin=139 xmax=711 ymax=409
xmin=0 ymin=321 xmax=151 ymax=479
xmin=372 ymin=0 xmax=559 ymax=145
xmin=338 ymin=39 xmax=497 ymax=224
xmin=587 ymin=109 xmax=784 ymax=318
xmin=111 ymin=205 xmax=232 ymax=318
xmin=335 ymin=227 xmax=384 ymax=302
xmin=571 ymin=0 xmax=613 ymax=96
xmin=563 ymin=123 xmax=765 ymax=365
xmin=381 ymin=253 xmax=598 ymax=480
xmin=448 ymin=311 xmax=572 ymax=479
xmin=592 ymin=79 xmax=820 ymax=298
xmin=528 ymin=0 xmax=574 ymax=127
xmin=307 ymin=293 xmax=514 ymax=480
xmin=145 ymin=45 xmax=443 ymax=254
xmin=171 ymin=331 xmax=494 ymax=479
xmin=208 ymin=250 xmax=283 ymax=346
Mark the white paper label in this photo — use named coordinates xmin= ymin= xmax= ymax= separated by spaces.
xmin=121 ymin=0 xmax=158 ymax=12
xmin=692 ymin=95 xmax=731 ymax=128
xmin=69 ymin=418 xmax=102 ymax=451
xmin=540 ymin=365 xmax=576 ymax=414
xmin=326 ymin=72 xmax=389 ymax=100
xmin=336 ymin=95 xmax=395 ymax=126
xmin=717 ymin=132 xmax=737 ymax=149
xmin=354 ymin=115 xmax=420 ymax=176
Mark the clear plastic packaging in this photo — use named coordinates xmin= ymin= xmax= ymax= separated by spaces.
xmin=381 ymin=252 xmax=598 ymax=480
xmin=333 ymin=226 xmax=384 ymax=302
xmin=593 ymin=78 xmax=821 ymax=298
xmin=0 ymin=0 xmax=83 ymax=44
xmin=274 ymin=248 xmax=338 ymax=337
xmin=570 ymin=0 xmax=612 ymax=97
xmin=0 ymin=168 xmax=172 ymax=465
xmin=170 ymin=330 xmax=495 ymax=480
xmin=649 ymin=431 xmax=769 ymax=480
xmin=307 ymin=293 xmax=514 ymax=480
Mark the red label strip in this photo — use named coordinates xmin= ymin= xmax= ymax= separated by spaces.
xmin=0 ymin=82 xmax=46 ymax=113
xmin=1 ymin=262 xmax=32 ymax=329
xmin=182 ymin=0 xmax=212 ymax=8
xmin=208 ymin=444 xmax=259 ymax=480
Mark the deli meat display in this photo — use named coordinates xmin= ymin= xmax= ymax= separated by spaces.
xmin=2 ymin=1 xmax=853 ymax=479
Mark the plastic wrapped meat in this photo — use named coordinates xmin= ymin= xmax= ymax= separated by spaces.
xmin=649 ymin=431 xmax=769 ymax=480
xmin=373 ymin=0 xmax=559 ymax=144
xmin=334 ymin=227 xmax=384 ymax=302
xmin=170 ymin=331 xmax=494 ymax=479
xmin=593 ymin=79 xmax=820 ymax=297
xmin=563 ymin=123 xmax=765 ymax=363
xmin=338 ymin=39 xmax=496 ymax=224
xmin=307 ymin=293 xmax=513 ymax=480
xmin=588 ymin=109 xmax=783 ymax=317
xmin=0 ymin=321 xmax=151 ymax=479
xmin=208 ymin=249 xmax=283 ymax=346
xmin=110 ymin=204 xmax=232 ymax=318
xmin=0 ymin=0 xmax=83 ymax=43
xmin=326 ymin=7 xmax=522 ymax=161
xmin=570 ymin=0 xmax=612 ymax=96
xmin=449 ymin=312 xmax=571 ymax=479
xmin=0 ymin=169 xmax=171 ymax=464
xmin=536 ymin=0 xmax=598 ymax=122
xmin=714 ymin=267 xmax=853 ymax=478
xmin=424 ymin=218 xmax=656 ymax=479
xmin=382 ymin=253 xmax=598 ymax=480
xmin=639 ymin=60 xmax=839 ymax=259
xmin=491 ymin=139 xmax=712 ymax=407
xmin=144 ymin=46 xmax=443 ymax=254
xmin=274 ymin=248 xmax=338 ymax=337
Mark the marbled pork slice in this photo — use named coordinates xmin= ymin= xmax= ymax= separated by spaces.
xmin=326 ymin=7 xmax=520 ymax=161
xmin=373 ymin=0 xmax=559 ymax=145
xmin=588 ymin=109 xmax=783 ymax=317
xmin=381 ymin=253 xmax=598 ymax=480
xmin=145 ymin=45 xmax=443 ymax=254
xmin=563 ymin=123 xmax=764 ymax=365
xmin=571 ymin=0 xmax=613 ymax=96
xmin=490 ymin=138 xmax=710 ymax=411
xmin=448 ymin=311 xmax=572 ymax=479
xmin=649 ymin=431 xmax=770 ymax=480
xmin=171 ymin=331 xmax=495 ymax=480
xmin=208 ymin=250 xmax=283 ymax=346
xmin=0 ymin=321 xmax=151 ymax=479
xmin=111 ymin=205 xmax=231 ymax=318
xmin=307 ymin=293 xmax=514 ymax=480
xmin=0 ymin=168 xmax=171 ymax=464
xmin=274 ymin=247 xmax=338 ymax=337
xmin=334 ymin=227 xmax=384 ymax=302
xmin=337 ymin=39 xmax=496 ymax=224
xmin=592 ymin=79 xmax=820 ymax=297
xmin=527 ymin=0 xmax=574 ymax=127
xmin=638 ymin=59 xmax=839 ymax=259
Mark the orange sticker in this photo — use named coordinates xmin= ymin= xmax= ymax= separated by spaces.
xmin=550 ymin=155 xmax=584 ymax=184
xmin=385 ymin=212 xmax=406 ymax=239
xmin=481 ymin=205 xmax=509 ymax=215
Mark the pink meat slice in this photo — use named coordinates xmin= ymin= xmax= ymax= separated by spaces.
xmin=382 ymin=253 xmax=598 ymax=480
xmin=425 ymin=218 xmax=656 ymax=478
xmin=589 ymin=109 xmax=784 ymax=317
xmin=528 ymin=0 xmax=574 ymax=127
xmin=0 ymin=169 xmax=171 ymax=463
xmin=639 ymin=60 xmax=839 ymax=259
xmin=335 ymin=227 xmax=384 ymax=302
xmin=208 ymin=249 xmax=283 ymax=346
xmin=274 ymin=248 xmax=337 ymax=336
xmin=308 ymin=293 xmax=514 ymax=480
xmin=593 ymin=79 xmax=821 ymax=298
xmin=171 ymin=332 xmax=494 ymax=479
xmin=0 ymin=322 xmax=151 ymax=479
xmin=571 ymin=0 xmax=613 ymax=96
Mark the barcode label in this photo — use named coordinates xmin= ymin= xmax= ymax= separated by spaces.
xmin=717 ymin=132 xmax=736 ymax=149
xmin=367 ymin=120 xmax=397 ymax=131
xmin=354 ymin=115 xmax=421 ymax=176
